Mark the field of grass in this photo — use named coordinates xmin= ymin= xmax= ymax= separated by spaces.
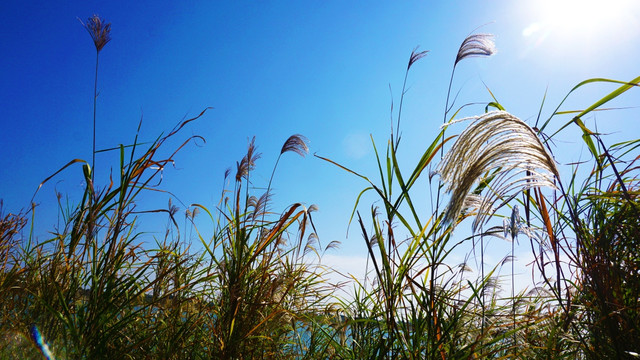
xmin=1 ymin=19 xmax=639 ymax=359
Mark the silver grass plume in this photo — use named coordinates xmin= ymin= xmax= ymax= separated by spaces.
xmin=267 ymin=134 xmax=309 ymax=191
xmin=185 ymin=207 xmax=199 ymax=221
xmin=438 ymin=111 xmax=558 ymax=232
xmin=255 ymin=191 xmax=271 ymax=216
xmin=236 ymin=136 xmax=261 ymax=182
xmin=504 ymin=204 xmax=521 ymax=240
xmin=262 ymin=134 xmax=309 ymax=225
xmin=81 ymin=15 xmax=111 ymax=53
xmin=235 ymin=160 xmax=246 ymax=182
xmin=247 ymin=195 xmax=258 ymax=211
xmin=408 ymin=46 xmax=429 ymax=70
xmin=280 ymin=134 xmax=309 ymax=157
xmin=168 ymin=198 xmax=179 ymax=217
xmin=249 ymin=191 xmax=271 ymax=221
xmin=455 ymin=34 xmax=495 ymax=66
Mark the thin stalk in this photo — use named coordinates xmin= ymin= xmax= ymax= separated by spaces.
xmin=394 ymin=69 xmax=410 ymax=149
xmin=434 ymin=69 xmax=457 ymax=220
xmin=512 ymin=232 xmax=516 ymax=348
xmin=260 ymin=154 xmax=281 ymax=227
xmin=596 ymin=135 xmax=632 ymax=202
xmin=480 ymin=228 xmax=485 ymax=338
xmin=89 ymin=51 xmax=99 ymax=254
xmin=428 ymin=65 xmax=457 ymax=351
xmin=92 ymin=51 xmax=99 ymax=182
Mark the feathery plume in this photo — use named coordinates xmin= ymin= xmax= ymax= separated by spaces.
xmin=438 ymin=111 xmax=558 ymax=231
xmin=247 ymin=195 xmax=258 ymax=211
xmin=249 ymin=191 xmax=271 ymax=221
xmin=455 ymin=34 xmax=495 ymax=66
xmin=235 ymin=159 xmax=246 ymax=182
xmin=280 ymin=134 xmax=309 ymax=157
xmin=458 ymin=263 xmax=473 ymax=273
xmin=236 ymin=136 xmax=261 ymax=182
xmin=81 ymin=15 xmax=111 ymax=53
xmin=255 ymin=191 xmax=271 ymax=216
xmin=264 ymin=134 xmax=309 ymax=207
xmin=168 ymin=198 xmax=179 ymax=217
xmin=503 ymin=204 xmax=520 ymax=239
xmin=408 ymin=46 xmax=429 ymax=70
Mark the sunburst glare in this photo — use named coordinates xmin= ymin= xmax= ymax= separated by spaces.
xmin=522 ymin=0 xmax=640 ymax=55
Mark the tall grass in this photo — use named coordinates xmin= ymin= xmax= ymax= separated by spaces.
xmin=0 ymin=115 xmax=335 ymax=358
xmin=533 ymin=77 xmax=640 ymax=358
xmin=316 ymin=33 xmax=639 ymax=359
xmin=1 ymin=20 xmax=639 ymax=359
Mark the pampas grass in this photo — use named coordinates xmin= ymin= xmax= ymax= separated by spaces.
xmin=438 ymin=110 xmax=559 ymax=231
xmin=455 ymin=33 xmax=496 ymax=66
xmin=81 ymin=15 xmax=111 ymax=52
xmin=280 ymin=134 xmax=310 ymax=157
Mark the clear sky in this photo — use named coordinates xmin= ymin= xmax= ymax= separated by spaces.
xmin=1 ymin=1 xmax=639 ymax=286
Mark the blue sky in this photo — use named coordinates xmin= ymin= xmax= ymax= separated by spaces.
xmin=1 ymin=1 xmax=639 ymax=285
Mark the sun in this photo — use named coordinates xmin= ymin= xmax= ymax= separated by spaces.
xmin=522 ymin=0 xmax=640 ymax=52
xmin=540 ymin=0 xmax=625 ymax=34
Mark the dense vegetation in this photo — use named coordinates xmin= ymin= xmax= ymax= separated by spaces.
xmin=1 ymin=18 xmax=639 ymax=359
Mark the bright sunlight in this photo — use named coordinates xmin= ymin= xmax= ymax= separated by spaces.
xmin=523 ymin=0 xmax=639 ymax=51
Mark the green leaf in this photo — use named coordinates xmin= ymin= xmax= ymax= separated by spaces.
xmin=542 ymin=76 xmax=640 ymax=136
